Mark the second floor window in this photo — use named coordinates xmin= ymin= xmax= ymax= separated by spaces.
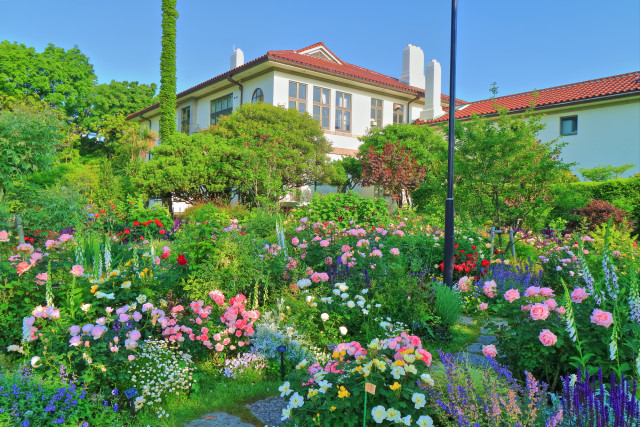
xmin=251 ymin=88 xmax=264 ymax=103
xmin=289 ymin=81 xmax=307 ymax=113
xmin=313 ymin=87 xmax=330 ymax=129
xmin=393 ymin=103 xmax=404 ymax=125
xmin=371 ymin=98 xmax=383 ymax=128
xmin=181 ymin=106 xmax=190 ymax=134
xmin=211 ymin=93 xmax=233 ymax=125
xmin=335 ymin=91 xmax=351 ymax=132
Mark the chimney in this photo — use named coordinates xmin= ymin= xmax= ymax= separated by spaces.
xmin=399 ymin=44 xmax=425 ymax=90
xmin=420 ymin=59 xmax=445 ymax=121
xmin=230 ymin=48 xmax=244 ymax=70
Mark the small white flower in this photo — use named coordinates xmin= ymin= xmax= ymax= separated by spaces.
xmin=346 ymin=301 xmax=355 ymax=308
xmin=339 ymin=326 xmax=348 ymax=335
xmin=289 ymin=392 xmax=304 ymax=408
xmin=278 ymin=381 xmax=292 ymax=397
xmin=80 ymin=303 xmax=91 ymax=312
xmin=340 ymin=293 xmax=349 ymax=300
xmin=371 ymin=405 xmax=386 ymax=423
xmin=332 ymin=289 xmax=341 ymax=296
xmin=320 ymin=313 xmax=329 ymax=322
xmin=30 ymin=356 xmax=42 ymax=368
xmin=412 ymin=392 xmax=426 ymax=409
xmin=362 ymin=288 xmax=369 ymax=294
xmin=416 ymin=415 xmax=434 ymax=427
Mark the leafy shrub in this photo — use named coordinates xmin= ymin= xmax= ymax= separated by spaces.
xmin=569 ymin=199 xmax=631 ymax=231
xmin=432 ymin=284 xmax=462 ymax=326
xmin=181 ymin=202 xmax=249 ymax=224
xmin=295 ymin=191 xmax=389 ymax=228
xmin=218 ymin=352 xmax=267 ymax=383
xmin=241 ymin=208 xmax=278 ymax=240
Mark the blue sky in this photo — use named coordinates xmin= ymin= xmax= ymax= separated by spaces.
xmin=1 ymin=0 xmax=638 ymax=102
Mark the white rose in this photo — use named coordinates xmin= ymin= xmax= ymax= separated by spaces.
xmin=320 ymin=313 xmax=329 ymax=322
xmin=31 ymin=356 xmax=42 ymax=368
xmin=339 ymin=326 xmax=348 ymax=335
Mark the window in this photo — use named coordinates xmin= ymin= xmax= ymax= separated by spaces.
xmin=289 ymin=81 xmax=307 ymax=113
xmin=393 ymin=103 xmax=404 ymax=125
xmin=251 ymin=88 xmax=264 ymax=103
xmin=560 ymin=116 xmax=578 ymax=136
xmin=211 ymin=94 xmax=233 ymax=125
xmin=371 ymin=98 xmax=383 ymax=128
xmin=181 ymin=106 xmax=190 ymax=134
xmin=313 ymin=87 xmax=330 ymax=129
xmin=335 ymin=91 xmax=352 ymax=132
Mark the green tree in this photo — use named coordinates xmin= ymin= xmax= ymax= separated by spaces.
xmin=579 ymin=164 xmax=636 ymax=182
xmin=358 ymin=124 xmax=447 ymax=210
xmin=205 ymin=102 xmax=333 ymax=206
xmin=0 ymin=41 xmax=96 ymax=122
xmin=0 ymin=102 xmax=65 ymax=201
xmin=159 ymin=0 xmax=178 ymax=141
xmin=327 ymin=156 xmax=362 ymax=193
xmin=90 ymin=80 xmax=157 ymax=119
xmin=136 ymin=132 xmax=245 ymax=204
xmin=454 ymin=108 xmax=572 ymax=230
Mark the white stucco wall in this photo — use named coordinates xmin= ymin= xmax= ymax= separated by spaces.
xmin=537 ymin=97 xmax=640 ymax=178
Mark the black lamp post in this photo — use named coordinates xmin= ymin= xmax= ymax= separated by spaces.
xmin=276 ymin=345 xmax=287 ymax=381
xmin=444 ymin=0 xmax=458 ymax=288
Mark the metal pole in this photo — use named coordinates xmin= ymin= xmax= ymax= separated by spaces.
xmin=444 ymin=0 xmax=458 ymax=288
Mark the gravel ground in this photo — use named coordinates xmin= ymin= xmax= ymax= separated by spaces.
xmin=246 ymin=396 xmax=288 ymax=426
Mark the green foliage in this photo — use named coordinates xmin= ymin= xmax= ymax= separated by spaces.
xmin=181 ymin=202 xmax=250 ymax=223
xmin=326 ymin=156 xmax=362 ymax=193
xmin=432 ymin=284 xmax=462 ymax=326
xmin=241 ymin=208 xmax=278 ymax=240
xmin=206 ymin=102 xmax=334 ymax=206
xmin=453 ymin=108 xmax=573 ymax=230
xmin=90 ymin=80 xmax=157 ymax=119
xmin=294 ymin=191 xmax=389 ymax=228
xmin=159 ymin=0 xmax=178 ymax=141
xmin=137 ymin=132 xmax=245 ymax=204
xmin=0 ymin=41 xmax=97 ymax=122
xmin=579 ymin=163 xmax=636 ymax=182
xmin=0 ymin=102 xmax=65 ymax=200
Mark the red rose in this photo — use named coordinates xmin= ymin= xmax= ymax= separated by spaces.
xmin=124 ymin=229 xmax=130 ymax=235
xmin=129 ymin=201 xmax=134 ymax=205
xmin=177 ymin=255 xmax=188 ymax=266
xmin=133 ymin=221 xmax=140 ymax=226
xmin=161 ymin=251 xmax=170 ymax=259
xmin=100 ymin=210 xmax=106 ymax=214
xmin=481 ymin=259 xmax=490 ymax=267
xmin=95 ymin=214 xmax=100 ymax=218
xmin=159 ymin=230 xmax=165 ymax=235
xmin=110 ymin=205 xmax=115 ymax=209
xmin=471 ymin=245 xmax=477 ymax=250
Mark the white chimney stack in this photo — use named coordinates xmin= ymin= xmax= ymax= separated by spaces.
xmin=420 ymin=59 xmax=445 ymax=121
xmin=230 ymin=48 xmax=244 ymax=70
xmin=399 ymin=44 xmax=425 ymax=90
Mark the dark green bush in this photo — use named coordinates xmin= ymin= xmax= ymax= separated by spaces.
xmin=294 ymin=191 xmax=390 ymax=228
xmin=433 ymin=284 xmax=462 ymax=327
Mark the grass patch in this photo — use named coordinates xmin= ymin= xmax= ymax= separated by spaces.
xmin=422 ymin=321 xmax=482 ymax=363
xmin=136 ymin=377 xmax=280 ymax=426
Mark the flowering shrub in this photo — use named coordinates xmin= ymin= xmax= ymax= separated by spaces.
xmin=280 ymin=333 xmax=436 ymax=425
xmin=127 ymin=339 xmax=196 ymax=419
xmin=0 ymin=371 xmax=122 ymax=426
xmin=218 ymin=352 xmax=267 ymax=383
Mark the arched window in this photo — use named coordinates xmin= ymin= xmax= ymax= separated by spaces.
xmin=251 ymin=88 xmax=264 ymax=103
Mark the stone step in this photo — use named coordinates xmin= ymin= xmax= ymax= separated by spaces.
xmin=466 ymin=342 xmax=484 ymax=354
xmin=452 ymin=352 xmax=491 ymax=367
xmin=458 ymin=316 xmax=474 ymax=325
xmin=477 ymin=335 xmax=496 ymax=345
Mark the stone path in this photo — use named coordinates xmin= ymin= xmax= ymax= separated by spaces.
xmin=452 ymin=316 xmax=505 ymax=367
xmin=183 ymin=396 xmax=287 ymax=427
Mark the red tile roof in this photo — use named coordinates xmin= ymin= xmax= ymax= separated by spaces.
xmin=415 ymin=71 xmax=640 ymax=125
xmin=127 ymin=42 xmax=465 ymax=120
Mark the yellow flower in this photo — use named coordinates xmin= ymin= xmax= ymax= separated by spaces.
xmin=90 ymin=285 xmax=98 ymax=294
xmin=389 ymin=382 xmax=401 ymax=391
xmin=329 ymin=406 xmax=336 ymax=412
xmin=337 ymin=386 xmax=350 ymax=398
xmin=394 ymin=360 xmax=405 ymax=367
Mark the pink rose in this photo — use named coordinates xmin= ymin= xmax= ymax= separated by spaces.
xmin=590 ymin=309 xmax=614 ymax=328
xmin=0 ymin=230 xmax=9 ymax=242
xmin=291 ymin=237 xmax=299 ymax=246
xmin=318 ymin=272 xmax=329 ymax=282
xmin=30 ymin=252 xmax=43 ymax=262
xmin=69 ymin=265 xmax=84 ymax=277
xmin=478 ymin=302 xmax=488 ymax=311
xmin=571 ymin=288 xmax=589 ymax=303
xmin=45 ymin=239 xmax=58 ymax=249
xmin=69 ymin=336 xmax=82 ymax=347
xmin=538 ymin=329 xmax=558 ymax=346
xmin=91 ymin=326 xmax=107 ymax=340
xmin=521 ymin=304 xmax=532 ymax=311
xmin=457 ymin=276 xmax=471 ymax=292
xmin=556 ymin=306 xmax=566 ymax=314
xmin=545 ymin=298 xmax=558 ymax=311
xmin=482 ymin=344 xmax=498 ymax=358
xmin=320 ymin=240 xmax=330 ymax=247
xmin=483 ymin=281 xmax=497 ymax=298
xmin=215 ymin=343 xmax=224 ymax=352
xmin=59 ymin=234 xmax=74 ymax=242
xmin=16 ymin=262 xmax=32 ymax=276
xmin=503 ymin=288 xmax=520 ymax=303
xmin=530 ymin=303 xmax=550 ymax=321
xmin=132 ymin=311 xmax=142 ymax=322
xmin=417 ymin=349 xmax=432 ymax=367
xmin=35 ymin=272 xmax=48 ymax=285
xmin=540 ymin=287 xmax=555 ymax=297
xmin=208 ymin=290 xmax=225 ymax=305
xmin=390 ymin=248 xmax=400 ymax=256
xmin=69 ymin=325 xmax=81 ymax=336
xmin=524 ymin=286 xmax=541 ymax=297
xmin=128 ymin=355 xmax=135 ymax=361
xmin=341 ymin=245 xmax=350 ymax=252
xmin=119 ymin=313 xmax=129 ymax=323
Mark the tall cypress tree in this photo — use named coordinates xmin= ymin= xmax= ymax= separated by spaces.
xmin=159 ymin=0 xmax=178 ymax=141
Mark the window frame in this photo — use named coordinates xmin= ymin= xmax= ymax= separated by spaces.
xmin=288 ymin=81 xmax=307 ymax=114
xmin=210 ymin=93 xmax=233 ymax=125
xmin=560 ymin=116 xmax=578 ymax=136
xmin=393 ymin=103 xmax=405 ymax=125
xmin=251 ymin=88 xmax=264 ymax=103
xmin=335 ymin=91 xmax=352 ymax=133
xmin=180 ymin=106 xmax=191 ymax=134
xmin=371 ymin=98 xmax=383 ymax=128
xmin=313 ymin=86 xmax=331 ymax=130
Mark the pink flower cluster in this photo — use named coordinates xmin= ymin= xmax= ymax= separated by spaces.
xmin=382 ymin=333 xmax=432 ymax=367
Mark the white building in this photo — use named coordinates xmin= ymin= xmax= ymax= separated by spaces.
xmin=127 ymin=42 xmax=460 ymax=208
xmin=416 ymin=71 xmax=640 ymax=178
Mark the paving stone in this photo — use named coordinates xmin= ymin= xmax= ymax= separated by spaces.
xmin=183 ymin=412 xmax=254 ymax=427
xmin=458 ymin=316 xmax=475 ymax=325
xmin=480 ymin=327 xmax=493 ymax=334
xmin=466 ymin=342 xmax=484 ymax=354
xmin=452 ymin=352 xmax=491 ymax=367
xmin=477 ymin=335 xmax=497 ymax=345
